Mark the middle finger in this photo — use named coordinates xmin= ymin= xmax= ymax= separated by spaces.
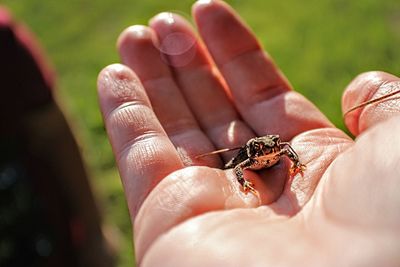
xmin=149 ymin=13 xmax=255 ymax=161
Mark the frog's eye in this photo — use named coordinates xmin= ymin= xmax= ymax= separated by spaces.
xmin=272 ymin=136 xmax=280 ymax=144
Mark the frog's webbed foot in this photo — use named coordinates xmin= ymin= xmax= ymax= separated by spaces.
xmin=289 ymin=162 xmax=306 ymax=176
xmin=242 ymin=180 xmax=258 ymax=195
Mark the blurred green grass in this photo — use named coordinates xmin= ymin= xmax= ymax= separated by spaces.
xmin=2 ymin=0 xmax=399 ymax=266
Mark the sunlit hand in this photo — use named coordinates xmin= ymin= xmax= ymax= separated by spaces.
xmin=97 ymin=1 xmax=400 ymax=266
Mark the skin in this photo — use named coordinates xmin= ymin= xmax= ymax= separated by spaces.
xmin=97 ymin=1 xmax=400 ymax=266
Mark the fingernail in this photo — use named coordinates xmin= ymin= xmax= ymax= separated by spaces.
xmin=196 ymin=0 xmax=214 ymax=5
xmin=151 ymin=12 xmax=175 ymax=25
xmin=126 ymin=25 xmax=152 ymax=38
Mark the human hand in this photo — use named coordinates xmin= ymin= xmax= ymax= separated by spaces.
xmin=97 ymin=1 xmax=400 ymax=266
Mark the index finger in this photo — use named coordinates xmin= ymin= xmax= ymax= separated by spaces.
xmin=97 ymin=64 xmax=183 ymax=218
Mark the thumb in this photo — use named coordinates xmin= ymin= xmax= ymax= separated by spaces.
xmin=342 ymin=71 xmax=400 ymax=136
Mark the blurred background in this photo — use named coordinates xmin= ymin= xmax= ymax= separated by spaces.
xmin=0 ymin=0 xmax=399 ymax=266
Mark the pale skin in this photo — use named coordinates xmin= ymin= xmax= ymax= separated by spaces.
xmin=97 ymin=1 xmax=400 ymax=266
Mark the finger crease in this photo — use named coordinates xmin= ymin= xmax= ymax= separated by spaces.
xmin=116 ymin=130 xmax=165 ymax=163
xmin=105 ymin=100 xmax=150 ymax=124
xmin=245 ymin=84 xmax=288 ymax=106
xmin=218 ymin=43 xmax=261 ymax=67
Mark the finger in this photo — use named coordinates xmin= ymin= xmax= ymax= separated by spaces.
xmin=342 ymin=71 xmax=400 ymax=136
xmin=193 ymin=0 xmax=290 ymax=100
xmin=193 ymin=0 xmax=331 ymax=140
xmin=97 ymin=64 xmax=182 ymax=218
xmin=134 ymin=166 xmax=285 ymax=264
xmin=149 ymin=13 xmax=255 ymax=157
xmin=117 ymin=25 xmax=219 ymax=166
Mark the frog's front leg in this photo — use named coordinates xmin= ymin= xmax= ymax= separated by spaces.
xmin=233 ymin=159 xmax=257 ymax=194
xmin=279 ymin=143 xmax=306 ymax=175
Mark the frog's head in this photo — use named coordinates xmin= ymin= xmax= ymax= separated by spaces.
xmin=258 ymin=135 xmax=280 ymax=148
xmin=247 ymin=135 xmax=281 ymax=156
xmin=268 ymin=135 xmax=281 ymax=146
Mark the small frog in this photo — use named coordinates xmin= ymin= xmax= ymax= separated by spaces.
xmin=197 ymin=135 xmax=306 ymax=194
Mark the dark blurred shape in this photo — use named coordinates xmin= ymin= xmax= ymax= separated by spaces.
xmin=0 ymin=7 xmax=53 ymax=132
xmin=0 ymin=6 xmax=115 ymax=267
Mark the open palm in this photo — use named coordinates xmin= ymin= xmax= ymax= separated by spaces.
xmin=97 ymin=1 xmax=400 ymax=266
